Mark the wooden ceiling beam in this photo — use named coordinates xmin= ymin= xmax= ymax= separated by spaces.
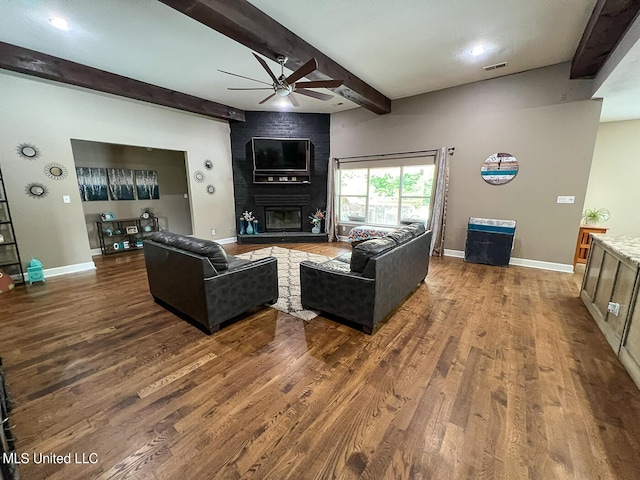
xmin=571 ymin=0 xmax=640 ymax=79
xmin=0 ymin=41 xmax=245 ymax=122
xmin=158 ymin=0 xmax=392 ymax=114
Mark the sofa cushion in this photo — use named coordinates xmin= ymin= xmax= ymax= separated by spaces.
xmin=350 ymin=237 xmax=397 ymax=273
xmin=403 ymin=223 xmax=426 ymax=237
xmin=320 ymin=259 xmax=353 ymax=274
xmin=150 ymin=231 xmax=181 ymax=245
xmin=334 ymin=252 xmax=352 ymax=264
xmin=149 ymin=231 xmax=230 ymax=271
xmin=386 ymin=228 xmax=414 ymax=245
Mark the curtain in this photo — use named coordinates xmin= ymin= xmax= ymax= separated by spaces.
xmin=427 ymin=147 xmax=452 ymax=256
xmin=326 ymin=157 xmax=340 ymax=242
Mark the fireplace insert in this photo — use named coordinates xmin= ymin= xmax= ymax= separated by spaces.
xmin=265 ymin=207 xmax=302 ymax=232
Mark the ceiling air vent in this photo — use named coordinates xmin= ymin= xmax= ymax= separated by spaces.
xmin=483 ymin=62 xmax=508 ymax=71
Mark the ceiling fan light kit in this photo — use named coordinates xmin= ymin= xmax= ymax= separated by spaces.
xmin=220 ymin=53 xmax=344 ymax=107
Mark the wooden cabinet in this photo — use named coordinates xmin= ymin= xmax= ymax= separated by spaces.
xmin=620 ymin=303 xmax=640 ymax=389
xmin=581 ymin=235 xmax=640 ymax=389
xmin=574 ymin=225 xmax=608 ymax=267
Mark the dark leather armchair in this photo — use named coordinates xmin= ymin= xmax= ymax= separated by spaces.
xmin=144 ymin=232 xmax=278 ymax=334
xmin=300 ymin=225 xmax=432 ymax=334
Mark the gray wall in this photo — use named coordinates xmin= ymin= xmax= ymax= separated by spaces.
xmin=331 ymin=63 xmax=602 ymax=265
xmin=0 ymin=70 xmax=235 ymax=271
xmin=71 ymin=140 xmax=192 ymax=249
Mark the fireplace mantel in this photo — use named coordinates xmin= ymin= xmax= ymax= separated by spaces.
xmin=254 ymin=194 xmax=311 ymax=206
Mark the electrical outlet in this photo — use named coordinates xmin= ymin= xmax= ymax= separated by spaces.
xmin=62 ymin=195 xmax=71 ymax=203
xmin=211 ymin=228 xmax=216 ymax=236
xmin=556 ymin=195 xmax=575 ymax=204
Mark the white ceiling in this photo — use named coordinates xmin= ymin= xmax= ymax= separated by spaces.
xmin=2 ymin=0 xmax=633 ymax=120
xmin=594 ymin=33 xmax=640 ymax=122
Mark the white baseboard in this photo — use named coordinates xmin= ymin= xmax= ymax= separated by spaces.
xmin=442 ymin=249 xmax=574 ymax=273
xmin=443 ymin=249 xmax=465 ymax=258
xmin=20 ymin=261 xmax=97 ymax=282
xmin=90 ymin=248 xmax=102 ymax=256
xmin=338 ymin=235 xmax=349 ymax=242
xmin=216 ymin=236 xmax=237 ymax=245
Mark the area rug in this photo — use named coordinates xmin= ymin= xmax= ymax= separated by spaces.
xmin=236 ymin=246 xmax=330 ymax=321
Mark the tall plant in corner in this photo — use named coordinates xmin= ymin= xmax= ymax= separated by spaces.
xmin=581 ymin=208 xmax=610 ymax=226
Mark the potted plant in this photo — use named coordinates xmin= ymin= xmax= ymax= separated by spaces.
xmin=242 ymin=211 xmax=255 ymax=234
xmin=309 ymin=208 xmax=326 ymax=234
xmin=581 ymin=208 xmax=610 ymax=225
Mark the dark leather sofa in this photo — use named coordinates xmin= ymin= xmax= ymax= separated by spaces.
xmin=300 ymin=224 xmax=432 ymax=334
xmin=143 ymin=232 xmax=278 ymax=334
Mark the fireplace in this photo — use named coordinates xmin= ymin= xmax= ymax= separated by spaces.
xmin=265 ymin=207 xmax=302 ymax=232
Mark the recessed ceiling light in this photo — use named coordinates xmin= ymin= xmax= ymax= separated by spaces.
xmin=49 ymin=17 xmax=70 ymax=30
xmin=470 ymin=45 xmax=486 ymax=56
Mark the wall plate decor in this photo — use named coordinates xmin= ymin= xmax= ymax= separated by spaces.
xmin=481 ymin=152 xmax=519 ymax=185
xmin=44 ymin=162 xmax=68 ymax=180
xmin=204 ymin=160 xmax=213 ymax=170
xmin=16 ymin=143 xmax=40 ymax=160
xmin=194 ymin=171 xmax=205 ymax=182
xmin=25 ymin=183 xmax=47 ymax=199
xmin=206 ymin=184 xmax=215 ymax=195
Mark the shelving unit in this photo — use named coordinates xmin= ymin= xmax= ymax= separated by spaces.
xmin=97 ymin=216 xmax=159 ymax=255
xmin=0 ymin=167 xmax=25 ymax=285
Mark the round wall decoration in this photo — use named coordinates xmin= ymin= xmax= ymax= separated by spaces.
xmin=194 ymin=171 xmax=205 ymax=182
xmin=25 ymin=183 xmax=48 ymax=199
xmin=44 ymin=162 xmax=68 ymax=180
xmin=204 ymin=160 xmax=214 ymax=170
xmin=480 ymin=152 xmax=519 ymax=185
xmin=206 ymin=185 xmax=216 ymax=195
xmin=17 ymin=143 xmax=40 ymax=160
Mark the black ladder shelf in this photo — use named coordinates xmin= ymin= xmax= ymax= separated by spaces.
xmin=0 ymin=166 xmax=26 ymax=285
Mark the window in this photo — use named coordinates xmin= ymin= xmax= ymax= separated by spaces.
xmin=338 ymin=164 xmax=434 ymax=226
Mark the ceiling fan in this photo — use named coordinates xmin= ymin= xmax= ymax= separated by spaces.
xmin=219 ymin=53 xmax=344 ymax=107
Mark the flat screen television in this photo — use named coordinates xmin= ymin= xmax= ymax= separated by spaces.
xmin=252 ymin=138 xmax=310 ymax=173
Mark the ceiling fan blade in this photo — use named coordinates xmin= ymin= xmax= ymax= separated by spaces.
xmin=285 ymin=58 xmax=317 ymax=84
xmin=218 ymin=69 xmax=272 ymax=86
xmin=252 ymin=53 xmax=280 ymax=85
xmin=227 ymin=88 xmax=273 ymax=90
xmin=294 ymin=80 xmax=344 ymax=89
xmin=295 ymin=88 xmax=333 ymax=101
xmin=288 ymin=93 xmax=300 ymax=107
xmin=259 ymin=93 xmax=276 ymax=105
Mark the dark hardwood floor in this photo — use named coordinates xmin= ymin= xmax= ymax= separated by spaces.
xmin=1 ymin=242 xmax=640 ymax=479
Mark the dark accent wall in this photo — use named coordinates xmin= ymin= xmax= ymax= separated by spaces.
xmin=230 ymin=111 xmax=330 ymax=233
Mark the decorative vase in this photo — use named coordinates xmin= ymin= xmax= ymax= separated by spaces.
xmin=239 ymin=218 xmax=246 ymax=235
xmin=253 ymin=221 xmax=259 ymax=234
xmin=246 ymin=222 xmax=254 ymax=235
xmin=312 ymin=225 xmax=320 ymax=234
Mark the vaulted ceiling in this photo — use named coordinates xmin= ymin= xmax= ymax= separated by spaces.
xmin=0 ymin=0 xmax=638 ymax=122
